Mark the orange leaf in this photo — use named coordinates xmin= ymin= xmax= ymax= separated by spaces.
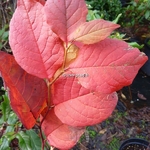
xmin=0 ymin=52 xmax=47 ymax=129
xmin=70 ymin=19 xmax=120 ymax=44
xmin=41 ymin=108 xmax=85 ymax=149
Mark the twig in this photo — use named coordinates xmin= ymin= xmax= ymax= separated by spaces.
xmin=40 ymin=126 xmax=45 ymax=150
xmin=128 ymin=86 xmax=132 ymax=101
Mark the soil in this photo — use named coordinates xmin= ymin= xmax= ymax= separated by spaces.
xmin=71 ymin=106 xmax=150 ymax=150
xmin=119 ymin=70 xmax=150 ymax=108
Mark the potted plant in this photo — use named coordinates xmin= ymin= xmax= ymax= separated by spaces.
xmin=119 ymin=138 xmax=150 ymax=150
xmin=0 ymin=0 xmax=148 ymax=149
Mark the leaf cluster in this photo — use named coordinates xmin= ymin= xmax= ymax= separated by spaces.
xmin=0 ymin=25 xmax=9 ymax=50
xmin=123 ymin=0 xmax=150 ymax=26
xmin=0 ymin=91 xmax=43 ymax=150
xmin=110 ymin=32 xmax=144 ymax=49
xmin=86 ymin=0 xmax=150 ymax=26
xmin=86 ymin=0 xmax=122 ymax=21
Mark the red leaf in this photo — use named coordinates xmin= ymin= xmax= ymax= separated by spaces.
xmin=44 ymin=0 xmax=88 ymax=42
xmin=51 ymin=72 xmax=90 ymax=105
xmin=69 ymin=39 xmax=148 ymax=94
xmin=70 ymin=19 xmax=120 ymax=44
xmin=50 ymin=75 xmax=118 ymax=127
xmin=41 ymin=108 xmax=85 ymax=149
xmin=0 ymin=52 xmax=47 ymax=129
xmin=36 ymin=0 xmax=45 ymax=5
xmin=9 ymin=0 xmax=64 ymax=79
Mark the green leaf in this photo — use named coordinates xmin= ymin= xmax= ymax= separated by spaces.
xmin=16 ymin=131 xmax=32 ymax=150
xmin=1 ymin=93 xmax=11 ymax=121
xmin=0 ymin=43 xmax=2 ymax=49
xmin=0 ymin=137 xmax=11 ymax=150
xmin=2 ymin=31 xmax=9 ymax=41
xmin=112 ymin=13 xmax=122 ymax=24
xmin=0 ymin=113 xmax=19 ymax=149
xmin=145 ymin=10 xmax=150 ymax=19
xmin=26 ymin=130 xmax=42 ymax=150
xmin=0 ymin=95 xmax=2 ymax=101
xmin=128 ymin=42 xmax=144 ymax=49
xmin=5 ymin=112 xmax=18 ymax=133
xmin=0 ymin=28 xmax=5 ymax=37
xmin=87 ymin=10 xmax=101 ymax=21
xmin=0 ymin=25 xmax=9 ymax=41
